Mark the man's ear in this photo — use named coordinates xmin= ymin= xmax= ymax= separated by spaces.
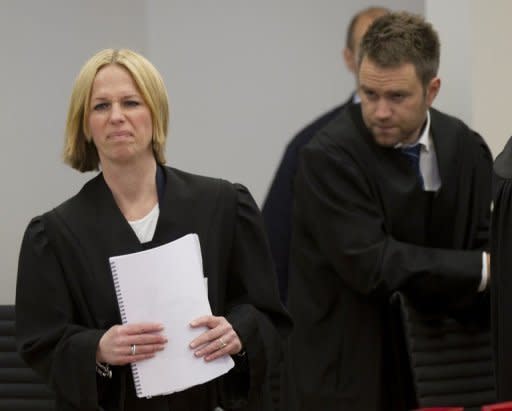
xmin=343 ymin=47 xmax=357 ymax=75
xmin=426 ymin=77 xmax=441 ymax=106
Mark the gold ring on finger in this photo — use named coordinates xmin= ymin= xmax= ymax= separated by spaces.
xmin=218 ymin=337 xmax=227 ymax=349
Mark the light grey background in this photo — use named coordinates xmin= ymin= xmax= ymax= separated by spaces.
xmin=425 ymin=0 xmax=472 ymax=128
xmin=2 ymin=0 xmax=425 ymax=303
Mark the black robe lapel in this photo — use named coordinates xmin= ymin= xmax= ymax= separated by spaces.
xmin=53 ymin=174 xmax=144 ymax=327
xmin=151 ymin=167 xmax=197 ymax=246
xmin=152 ymin=167 xmax=220 ymax=312
xmin=424 ymin=109 xmax=461 ymax=247
xmin=84 ymin=173 xmax=143 ymax=256
xmin=429 ymin=108 xmax=492 ymax=250
xmin=429 ymin=108 xmax=458 ymax=198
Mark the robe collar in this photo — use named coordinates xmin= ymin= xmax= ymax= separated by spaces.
xmin=77 ymin=166 xmax=196 ymax=259
xmin=428 ymin=107 xmax=458 ymax=195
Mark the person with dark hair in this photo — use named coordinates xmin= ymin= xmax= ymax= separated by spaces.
xmin=285 ymin=12 xmax=493 ymax=411
xmin=262 ymin=6 xmax=388 ymax=302
xmin=15 ymin=48 xmax=291 ymax=411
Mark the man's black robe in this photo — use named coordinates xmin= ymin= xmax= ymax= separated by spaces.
xmin=16 ymin=166 xmax=292 ymax=411
xmin=491 ymin=137 xmax=512 ymax=400
xmin=285 ymin=104 xmax=493 ymax=411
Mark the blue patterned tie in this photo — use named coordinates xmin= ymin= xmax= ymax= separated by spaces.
xmin=401 ymin=144 xmax=424 ymax=189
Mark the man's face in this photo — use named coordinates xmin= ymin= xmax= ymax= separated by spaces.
xmin=358 ymin=57 xmax=440 ymax=146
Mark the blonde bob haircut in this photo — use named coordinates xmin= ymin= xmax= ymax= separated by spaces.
xmin=63 ymin=48 xmax=169 ymax=171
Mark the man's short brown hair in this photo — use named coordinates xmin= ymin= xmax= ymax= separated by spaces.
xmin=358 ymin=12 xmax=440 ymax=88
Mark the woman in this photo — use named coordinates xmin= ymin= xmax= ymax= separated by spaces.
xmin=16 ymin=48 xmax=291 ymax=411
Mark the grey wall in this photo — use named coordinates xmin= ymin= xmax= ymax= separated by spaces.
xmin=469 ymin=0 xmax=512 ymax=157
xmin=426 ymin=0 xmax=512 ymax=157
xmin=0 ymin=0 xmax=423 ymax=304
xmin=0 ymin=1 xmax=147 ymax=304
xmin=425 ymin=0 xmax=472 ymax=127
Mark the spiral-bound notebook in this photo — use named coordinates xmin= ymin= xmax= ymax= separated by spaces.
xmin=109 ymin=233 xmax=234 ymax=398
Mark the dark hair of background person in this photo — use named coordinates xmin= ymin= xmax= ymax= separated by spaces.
xmin=345 ymin=6 xmax=390 ymax=51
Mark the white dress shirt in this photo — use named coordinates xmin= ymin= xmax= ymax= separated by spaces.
xmin=128 ymin=203 xmax=159 ymax=243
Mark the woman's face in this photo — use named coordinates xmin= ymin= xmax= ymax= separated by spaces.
xmin=88 ymin=64 xmax=153 ymax=166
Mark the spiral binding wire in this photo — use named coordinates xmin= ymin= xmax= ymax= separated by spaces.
xmin=110 ymin=259 xmax=144 ymax=397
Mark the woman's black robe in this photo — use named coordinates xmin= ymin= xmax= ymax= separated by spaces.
xmin=16 ymin=166 xmax=291 ymax=411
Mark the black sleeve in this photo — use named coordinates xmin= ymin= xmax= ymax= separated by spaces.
xmin=296 ymin=141 xmax=483 ymax=301
xmin=15 ymin=217 xmax=106 ymax=410
xmin=223 ymin=184 xmax=292 ymax=407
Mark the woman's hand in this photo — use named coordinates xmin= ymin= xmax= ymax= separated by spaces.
xmin=189 ymin=315 xmax=243 ymax=361
xmin=97 ymin=323 xmax=167 ymax=365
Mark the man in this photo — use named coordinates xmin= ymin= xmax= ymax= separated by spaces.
xmin=286 ymin=12 xmax=493 ymax=411
xmin=490 ymin=140 xmax=512 ymax=401
xmin=262 ymin=7 xmax=388 ymax=302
